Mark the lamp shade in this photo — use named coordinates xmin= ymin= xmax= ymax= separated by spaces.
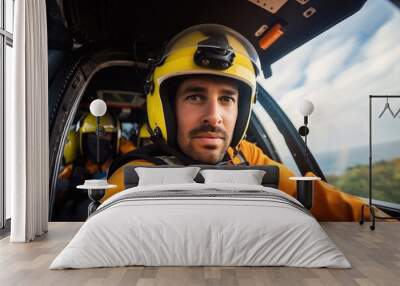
xmin=90 ymin=99 xmax=107 ymax=117
xmin=298 ymin=99 xmax=314 ymax=116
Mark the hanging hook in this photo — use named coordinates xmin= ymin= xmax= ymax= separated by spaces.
xmin=378 ymin=97 xmax=395 ymax=118
xmin=392 ymin=97 xmax=400 ymax=118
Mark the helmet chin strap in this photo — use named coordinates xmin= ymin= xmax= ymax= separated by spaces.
xmin=150 ymin=134 xmax=201 ymax=165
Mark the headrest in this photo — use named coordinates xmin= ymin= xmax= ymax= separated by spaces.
xmin=193 ymin=165 xmax=279 ymax=189
xmin=123 ymin=165 xmax=280 ymax=189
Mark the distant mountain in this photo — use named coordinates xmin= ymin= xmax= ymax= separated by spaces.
xmin=313 ymin=140 xmax=400 ymax=176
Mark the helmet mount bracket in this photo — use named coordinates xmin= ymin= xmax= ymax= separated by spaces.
xmin=194 ymin=35 xmax=235 ymax=70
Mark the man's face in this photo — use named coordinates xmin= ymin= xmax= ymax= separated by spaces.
xmin=175 ymin=76 xmax=239 ymax=164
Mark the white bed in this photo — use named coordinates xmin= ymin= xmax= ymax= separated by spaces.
xmin=50 ymin=183 xmax=351 ymax=269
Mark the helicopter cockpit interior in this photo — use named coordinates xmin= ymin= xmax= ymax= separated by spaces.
xmin=2 ymin=0 xmax=400 ymax=284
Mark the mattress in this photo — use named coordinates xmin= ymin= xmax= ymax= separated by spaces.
xmin=50 ymin=183 xmax=351 ymax=269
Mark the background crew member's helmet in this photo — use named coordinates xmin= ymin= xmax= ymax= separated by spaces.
xmin=137 ymin=123 xmax=152 ymax=147
xmin=145 ymin=24 xmax=263 ymax=148
xmin=78 ymin=112 xmax=121 ymax=164
xmin=63 ymin=130 xmax=79 ymax=164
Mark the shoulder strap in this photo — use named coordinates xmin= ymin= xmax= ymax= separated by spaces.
xmin=236 ymin=150 xmax=248 ymax=165
xmin=108 ymin=140 xmax=250 ymax=178
xmin=107 ymin=145 xmax=169 ymax=179
xmin=155 ymin=156 xmax=182 ymax=165
xmin=223 ymin=147 xmax=249 ymax=166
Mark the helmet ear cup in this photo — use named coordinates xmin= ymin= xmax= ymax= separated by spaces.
xmin=231 ymin=82 xmax=253 ymax=147
xmin=157 ymin=77 xmax=181 ymax=146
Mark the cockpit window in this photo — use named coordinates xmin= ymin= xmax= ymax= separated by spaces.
xmin=252 ymin=102 xmax=301 ymax=176
xmin=262 ymin=0 xmax=400 ymax=204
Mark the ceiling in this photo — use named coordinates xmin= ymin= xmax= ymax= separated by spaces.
xmin=47 ymin=0 xmax=367 ymax=78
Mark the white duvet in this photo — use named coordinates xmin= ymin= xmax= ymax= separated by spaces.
xmin=50 ymin=183 xmax=351 ymax=269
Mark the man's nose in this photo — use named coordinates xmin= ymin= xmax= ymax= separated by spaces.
xmin=202 ymin=98 xmax=223 ymax=126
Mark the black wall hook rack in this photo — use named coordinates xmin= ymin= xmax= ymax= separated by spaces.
xmin=360 ymin=95 xmax=400 ymax=230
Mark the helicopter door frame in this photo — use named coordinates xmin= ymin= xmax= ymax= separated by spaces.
xmin=256 ymin=83 xmax=326 ymax=181
xmin=49 ymin=50 xmax=148 ymax=220
xmin=248 ymin=114 xmax=282 ymax=163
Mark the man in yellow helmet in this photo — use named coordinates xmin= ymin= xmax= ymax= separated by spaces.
xmin=59 ymin=112 xmax=133 ymax=179
xmin=106 ymin=24 xmax=369 ymax=221
xmin=56 ymin=112 xmax=135 ymax=219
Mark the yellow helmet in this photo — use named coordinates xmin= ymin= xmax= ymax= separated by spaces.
xmin=78 ymin=112 xmax=121 ymax=163
xmin=137 ymin=123 xmax=152 ymax=147
xmin=145 ymin=24 xmax=262 ymax=148
xmin=63 ymin=130 xmax=79 ymax=164
xmin=139 ymin=123 xmax=151 ymax=139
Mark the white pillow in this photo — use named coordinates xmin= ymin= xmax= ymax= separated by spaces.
xmin=200 ymin=169 xmax=266 ymax=185
xmin=135 ymin=167 xmax=201 ymax=186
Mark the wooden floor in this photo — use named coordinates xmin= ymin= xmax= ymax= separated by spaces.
xmin=0 ymin=222 xmax=399 ymax=286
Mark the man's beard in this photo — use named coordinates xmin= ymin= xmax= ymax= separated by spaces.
xmin=182 ymin=123 xmax=230 ymax=164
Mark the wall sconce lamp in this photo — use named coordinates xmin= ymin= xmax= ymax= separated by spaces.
xmin=89 ymin=99 xmax=107 ymax=164
xmin=290 ymin=99 xmax=321 ymax=210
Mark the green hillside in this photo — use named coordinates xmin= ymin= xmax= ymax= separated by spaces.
xmin=327 ymin=158 xmax=400 ymax=204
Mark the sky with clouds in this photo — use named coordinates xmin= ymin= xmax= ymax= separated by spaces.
xmin=261 ymin=0 xmax=400 ymax=155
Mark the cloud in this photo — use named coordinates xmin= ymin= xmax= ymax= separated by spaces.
xmin=261 ymin=43 xmax=314 ymax=97
xmin=304 ymin=37 xmax=358 ymax=84
xmin=260 ymin=0 xmax=400 ymax=155
xmin=362 ymin=12 xmax=400 ymax=58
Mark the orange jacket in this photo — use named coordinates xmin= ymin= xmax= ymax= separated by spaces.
xmin=59 ymin=137 xmax=136 ymax=180
xmin=229 ymin=140 xmax=369 ymax=221
xmin=107 ymin=140 xmax=370 ymax=221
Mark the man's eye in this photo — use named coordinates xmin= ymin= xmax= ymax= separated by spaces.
xmin=220 ymin=96 xmax=236 ymax=103
xmin=185 ymin=95 xmax=202 ymax=102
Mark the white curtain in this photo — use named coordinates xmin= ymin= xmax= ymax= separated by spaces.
xmin=7 ymin=0 xmax=49 ymax=242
